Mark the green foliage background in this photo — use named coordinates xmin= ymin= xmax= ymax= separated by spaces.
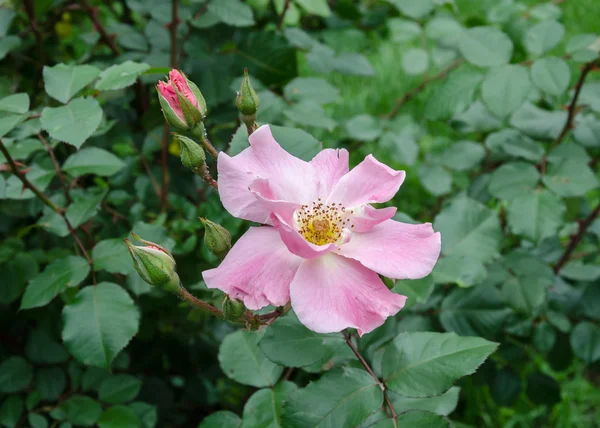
xmin=1 ymin=0 xmax=599 ymax=427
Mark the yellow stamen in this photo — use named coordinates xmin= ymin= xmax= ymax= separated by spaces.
xmin=295 ymin=200 xmax=353 ymax=246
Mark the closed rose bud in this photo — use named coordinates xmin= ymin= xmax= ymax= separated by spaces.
xmin=222 ymin=295 xmax=246 ymax=321
xmin=236 ymin=69 xmax=260 ymax=116
xmin=200 ymin=218 xmax=231 ymax=259
xmin=125 ymin=234 xmax=180 ymax=293
xmin=157 ymin=70 xmax=207 ymax=131
xmin=175 ymin=134 xmax=205 ymax=174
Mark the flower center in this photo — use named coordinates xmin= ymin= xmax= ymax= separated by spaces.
xmin=295 ymin=199 xmax=353 ymax=246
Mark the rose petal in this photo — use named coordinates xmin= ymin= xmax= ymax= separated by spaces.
xmin=290 ymin=254 xmax=406 ymax=335
xmin=202 ymin=227 xmax=302 ymax=310
xmin=217 ymin=125 xmax=317 ymax=224
xmin=310 ymin=148 xmax=349 ymax=198
xmin=339 ymin=219 xmax=441 ymax=279
xmin=350 ymin=205 xmax=397 ymax=233
xmin=270 ymin=214 xmax=338 ymax=259
xmin=327 ymin=154 xmax=405 ymax=208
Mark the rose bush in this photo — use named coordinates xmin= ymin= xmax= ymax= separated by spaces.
xmin=1 ymin=1 xmax=599 ymax=427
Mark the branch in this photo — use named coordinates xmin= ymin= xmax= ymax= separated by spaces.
xmin=177 ymin=286 xmax=224 ymax=318
xmin=277 ymin=0 xmax=291 ymax=30
xmin=23 ymin=0 xmax=45 ymax=68
xmin=554 ymin=201 xmax=600 ymax=274
xmin=81 ymin=0 xmax=120 ymax=56
xmin=540 ymin=59 xmax=599 ymax=174
xmin=200 ymin=135 xmax=219 ymax=160
xmin=342 ymin=330 xmax=397 ymax=426
xmin=383 ymin=59 xmax=464 ymax=120
xmin=198 ymin=164 xmax=218 ymax=190
xmin=0 ymin=140 xmax=96 ymax=285
xmin=38 ymin=134 xmax=72 ymax=204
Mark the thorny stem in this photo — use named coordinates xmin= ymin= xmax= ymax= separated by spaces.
xmin=540 ymin=59 xmax=599 ymax=175
xmin=0 ymin=139 xmax=96 ymax=285
xmin=23 ymin=0 xmax=45 ymax=69
xmin=177 ymin=286 xmax=224 ymax=318
xmin=553 ymin=201 xmax=600 ymax=274
xmin=198 ymin=164 xmax=218 ymax=190
xmin=342 ymin=330 xmax=397 ymax=426
xmin=38 ymin=134 xmax=72 ymax=204
xmin=201 ymin=136 xmax=220 ymax=160
xmin=81 ymin=0 xmax=120 ymax=56
xmin=383 ymin=59 xmax=464 ymax=120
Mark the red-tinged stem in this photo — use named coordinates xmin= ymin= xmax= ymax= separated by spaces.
xmin=554 ymin=201 xmax=600 ymax=274
xmin=342 ymin=330 xmax=397 ymax=426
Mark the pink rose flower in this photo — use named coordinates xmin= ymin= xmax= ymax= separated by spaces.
xmin=203 ymin=125 xmax=441 ymax=335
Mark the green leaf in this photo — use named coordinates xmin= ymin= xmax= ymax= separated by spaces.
xmin=259 ymin=316 xmax=342 ymax=367
xmin=434 ymin=196 xmax=502 ymax=264
xmin=393 ymin=276 xmax=434 ymax=309
xmin=561 ymin=261 xmax=600 ymax=281
xmin=502 ymin=275 xmax=547 ymax=315
xmin=98 ymin=375 xmax=142 ymax=404
xmin=388 ymin=18 xmax=422 ymax=43
xmin=21 ymin=256 xmax=90 ymax=309
xmin=0 ymin=93 xmax=29 ymax=114
xmin=542 ymin=159 xmax=598 ymax=197
xmin=0 ymin=357 xmax=33 ymax=393
xmin=526 ymin=373 xmax=560 ymax=406
xmin=283 ymin=368 xmax=383 ymax=428
xmin=507 ymin=189 xmax=565 ymax=242
xmin=440 ymin=285 xmax=512 ymax=338
xmin=98 ymin=406 xmax=141 ymax=428
xmin=488 ymin=162 xmax=540 ymax=200
xmin=283 ymin=77 xmax=339 ymax=104
xmin=26 ymin=329 xmax=69 ymax=364
xmin=333 ymin=53 xmax=375 ymax=76
xmin=95 ymin=61 xmax=151 ymax=91
xmin=3 ymin=165 xmax=55 ymax=200
xmin=35 ymin=367 xmax=66 ymax=401
xmin=62 ymin=147 xmax=125 ymax=177
xmin=0 ymin=8 xmax=16 ymax=37
xmin=424 ymin=67 xmax=483 ymax=120
xmin=28 ymin=413 xmax=48 ymax=428
xmin=395 ymin=410 xmax=451 ymax=427
xmin=0 ymin=137 xmax=45 ymax=162
xmin=524 ymin=20 xmax=565 ymax=56
xmin=67 ymin=188 xmax=108 ymax=228
xmin=128 ymin=402 xmax=157 ymax=428
xmin=531 ymin=57 xmax=571 ymax=96
xmin=533 ymin=322 xmax=556 ymax=353
xmin=60 ymin=396 xmax=103 ymax=427
xmin=390 ymin=387 xmax=460 ymax=416
xmin=573 ymin=114 xmax=600 ymax=147
xmin=458 ymin=26 xmax=513 ymax=67
xmin=418 ymin=164 xmax=452 ymax=196
xmin=92 ymin=239 xmax=134 ymax=275
xmin=440 ymin=141 xmax=485 ymax=171
xmin=491 ymin=368 xmax=521 ymax=407
xmin=198 ymin=411 xmax=241 ymax=428
xmin=43 ymin=64 xmax=101 ymax=104
xmin=41 ymin=97 xmax=103 ymax=149
xmin=0 ymin=396 xmax=23 ymax=428
xmin=386 ymin=0 xmax=434 ymax=18
xmin=570 ymin=322 xmax=600 ymax=363
xmin=383 ymin=332 xmax=498 ymax=397
xmin=62 ymin=283 xmax=140 ymax=368
xmin=295 ymin=0 xmax=331 ymax=17
xmin=0 ymin=113 xmax=26 ymax=138
xmin=283 ymin=101 xmax=337 ymax=130
xmin=485 ymin=129 xmax=544 ymax=162
xmin=241 ymin=382 xmax=297 ymax=428
xmin=432 ymin=255 xmax=487 ymax=287
xmin=207 ymin=0 xmax=254 ymax=27
xmin=379 ymin=132 xmax=419 ymax=165
xmin=510 ymin=102 xmax=566 ymax=140
xmin=345 ymin=114 xmax=382 ymax=141
xmin=218 ymin=330 xmax=283 ymax=388
xmin=0 ymin=36 xmax=21 ymax=61
xmin=402 ymin=48 xmax=429 ymax=75
xmin=481 ymin=65 xmax=531 ymax=118
xmin=268 ymin=125 xmax=322 ymax=161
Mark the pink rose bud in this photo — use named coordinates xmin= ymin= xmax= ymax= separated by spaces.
xmin=156 ymin=70 xmax=207 ymax=131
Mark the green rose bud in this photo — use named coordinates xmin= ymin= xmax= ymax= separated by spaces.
xmin=175 ymin=134 xmax=206 ymax=174
xmin=200 ymin=218 xmax=231 ymax=259
xmin=236 ymin=68 xmax=260 ymax=116
xmin=125 ymin=233 xmax=180 ymax=293
xmin=222 ymin=295 xmax=246 ymax=321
